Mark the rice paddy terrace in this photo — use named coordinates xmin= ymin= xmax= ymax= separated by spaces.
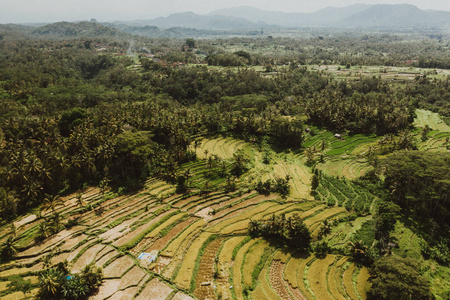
xmin=0 ymin=109 xmax=448 ymax=299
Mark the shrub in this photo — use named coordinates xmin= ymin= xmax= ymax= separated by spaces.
xmin=37 ymin=262 xmax=102 ymax=300
xmin=65 ymin=218 xmax=79 ymax=229
xmin=314 ymin=241 xmax=330 ymax=258
xmin=248 ymin=213 xmax=311 ymax=252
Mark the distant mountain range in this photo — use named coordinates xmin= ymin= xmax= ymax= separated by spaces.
xmin=123 ymin=4 xmax=450 ymax=30
xmin=208 ymin=4 xmax=371 ymax=27
xmin=2 ymin=3 xmax=450 ymax=40
xmin=136 ymin=11 xmax=265 ymax=30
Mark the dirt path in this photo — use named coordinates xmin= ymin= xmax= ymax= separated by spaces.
xmin=286 ymin=282 xmax=308 ymax=300
xmin=193 ymin=238 xmax=224 ymax=300
xmin=269 ymin=260 xmax=295 ymax=300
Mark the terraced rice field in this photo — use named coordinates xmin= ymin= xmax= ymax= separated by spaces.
xmin=0 ymin=136 xmax=378 ymax=299
xmin=415 ymin=109 xmax=450 ymax=133
xmin=196 ymin=136 xmax=314 ymax=200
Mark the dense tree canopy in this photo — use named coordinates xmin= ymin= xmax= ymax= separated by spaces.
xmin=368 ymin=256 xmax=433 ymax=300
xmin=382 ymin=151 xmax=450 ymax=233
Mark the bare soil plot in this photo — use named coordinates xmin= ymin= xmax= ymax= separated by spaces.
xmin=94 ymin=245 xmax=116 ymax=262
xmin=269 ymin=260 xmax=294 ymax=300
xmin=112 ymin=208 xmax=177 ymax=248
xmin=103 ymin=255 xmax=135 ymax=278
xmin=193 ymin=238 xmax=224 ymax=300
xmin=94 ymin=249 xmax=119 ymax=269
xmin=160 ymin=219 xmax=206 ymax=258
xmin=0 ymin=267 xmax=31 ymax=277
xmin=215 ymin=236 xmax=247 ymax=300
xmin=58 ymin=233 xmax=89 ymax=252
xmin=118 ymin=266 xmax=147 ymax=290
xmin=172 ymin=292 xmax=195 ymax=300
xmin=152 ymin=256 xmax=171 ymax=274
xmin=13 ymin=214 xmax=37 ymax=229
xmin=72 ymin=243 xmax=106 ymax=272
xmin=207 ymin=194 xmax=279 ymax=227
xmin=174 ymin=231 xmax=213 ymax=290
xmin=251 ymin=252 xmax=281 ymax=300
xmin=135 ymin=278 xmax=173 ymax=300
xmin=99 ymin=219 xmax=134 ymax=244
xmin=145 ymin=218 xmax=196 ymax=253
xmin=66 ymin=241 xmax=98 ymax=263
xmin=90 ymin=279 xmax=121 ymax=300
xmin=51 ymin=251 xmax=71 ymax=265
xmin=80 ymin=195 xmax=151 ymax=227
xmin=2 ymin=291 xmax=26 ymax=300
xmin=19 ymin=227 xmax=85 ymax=257
xmin=107 ymin=287 xmax=140 ymax=300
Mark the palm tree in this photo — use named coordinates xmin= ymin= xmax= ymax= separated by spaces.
xmin=38 ymin=268 xmax=64 ymax=298
xmin=0 ymin=188 xmax=18 ymax=220
xmin=1 ymin=236 xmax=18 ymax=260
xmin=193 ymin=140 xmax=201 ymax=153
xmin=39 ymin=222 xmax=50 ymax=239
xmin=304 ymin=146 xmax=316 ymax=165
xmin=50 ymin=213 xmax=62 ymax=233
xmin=248 ymin=219 xmax=261 ymax=236
xmin=320 ymin=140 xmax=327 ymax=151
xmin=318 ymin=220 xmax=332 ymax=237
xmin=25 ymin=156 xmax=43 ymax=177
xmin=21 ymin=181 xmax=43 ymax=206
xmin=183 ymin=169 xmax=192 ymax=188
xmin=231 ymin=151 xmax=248 ymax=177
xmin=348 ymin=240 xmax=368 ymax=263
xmin=75 ymin=192 xmax=84 ymax=207
xmin=10 ymin=224 xmax=16 ymax=238
xmin=41 ymin=194 xmax=64 ymax=216
xmin=80 ymin=263 xmax=103 ymax=290
xmin=99 ymin=178 xmax=109 ymax=196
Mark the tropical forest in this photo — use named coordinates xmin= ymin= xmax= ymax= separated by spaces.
xmin=0 ymin=19 xmax=449 ymax=300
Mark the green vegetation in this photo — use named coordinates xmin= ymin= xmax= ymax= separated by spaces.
xmin=368 ymin=256 xmax=433 ymax=300
xmin=380 ymin=151 xmax=450 ymax=264
xmin=249 ymin=213 xmax=311 ymax=252
xmin=37 ymin=262 xmax=102 ymax=300
xmin=0 ymin=24 xmax=448 ymax=300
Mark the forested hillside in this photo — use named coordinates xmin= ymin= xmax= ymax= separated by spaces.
xmin=0 ymin=24 xmax=449 ymax=300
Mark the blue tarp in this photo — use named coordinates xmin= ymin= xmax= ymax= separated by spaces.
xmin=138 ymin=252 xmax=157 ymax=263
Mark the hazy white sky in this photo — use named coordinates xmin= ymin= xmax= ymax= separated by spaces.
xmin=2 ymin=0 xmax=450 ymax=23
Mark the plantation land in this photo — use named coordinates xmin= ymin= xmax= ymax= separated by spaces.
xmin=0 ymin=27 xmax=449 ymax=298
